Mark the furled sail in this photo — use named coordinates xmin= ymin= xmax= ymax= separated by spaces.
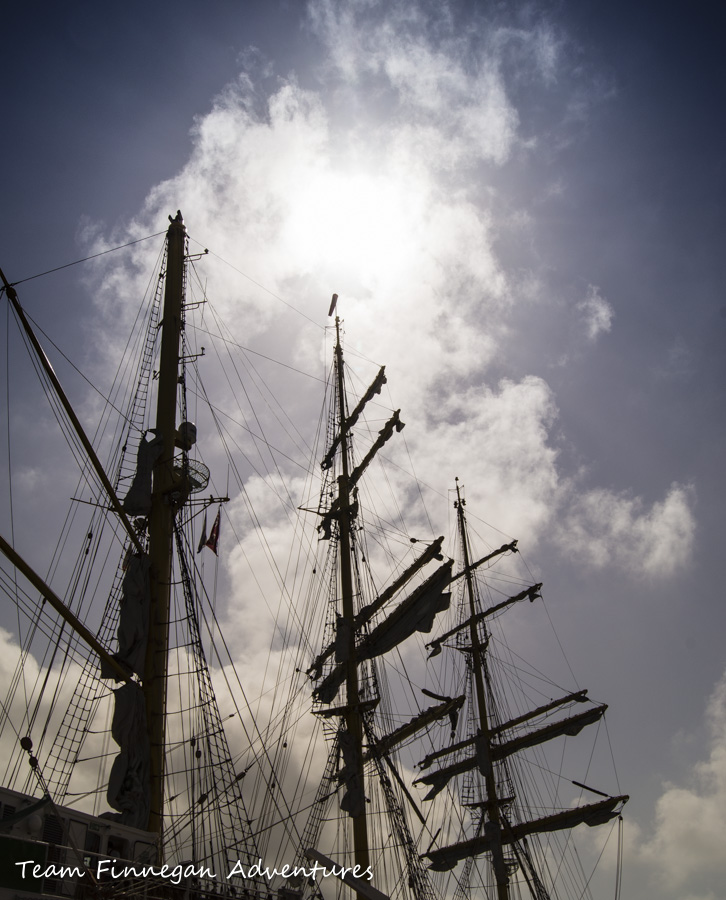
xmin=313 ymin=561 xmax=453 ymax=704
xmin=363 ymin=696 xmax=465 ymax=762
xmin=355 ymin=536 xmax=445 ymax=629
xmin=338 ymin=726 xmax=365 ymax=818
xmin=426 ymin=583 xmax=542 ymax=658
xmin=425 ymin=795 xmax=629 ymax=871
xmin=116 ymin=552 xmax=151 ymax=677
xmin=122 ymin=430 xmax=164 ymax=515
xmin=313 ymin=662 xmax=347 ymax=705
xmin=356 ymin=560 xmax=453 ymax=660
xmin=105 ymin=681 xmax=150 ymax=830
xmin=321 ymin=366 xmax=387 ymax=471
xmin=449 ymin=541 xmax=519 ymax=583
xmin=418 ymin=690 xmax=589 ymax=770
xmin=307 ymin=536 xmax=445 ymax=680
xmin=99 ymin=552 xmax=151 ymax=680
xmin=318 ymin=409 xmax=404 ymax=540
xmin=493 ymin=704 xmax=607 ymax=759
xmin=414 ymin=705 xmax=607 ymax=799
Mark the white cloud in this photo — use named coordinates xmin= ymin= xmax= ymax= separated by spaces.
xmin=307 ymin=0 xmax=561 ymax=169
xmin=403 ymin=385 xmax=696 ymax=580
xmin=405 ymin=376 xmax=560 ymax=544
xmin=553 ymin=482 xmax=695 ymax=577
xmin=632 ymin=671 xmax=726 ymax=897
xmin=3 ymin=7 xmax=712 ymax=896
xmin=77 ymin=0 xmax=694 ymax=590
xmin=578 ymin=283 xmax=613 ymax=341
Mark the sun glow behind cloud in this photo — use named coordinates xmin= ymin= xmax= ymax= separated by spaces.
xmin=86 ymin=0 xmax=695 ymax=576
xmin=284 ymin=167 xmax=426 ymax=288
xmin=2 ymin=3 xmax=718 ymax=899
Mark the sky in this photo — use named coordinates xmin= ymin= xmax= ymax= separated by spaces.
xmin=2 ymin=1 xmax=726 ymax=898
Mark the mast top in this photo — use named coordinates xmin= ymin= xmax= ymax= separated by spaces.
xmin=454 ymin=477 xmax=466 ymax=509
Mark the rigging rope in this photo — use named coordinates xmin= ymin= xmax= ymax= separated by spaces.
xmin=200 ymin=243 xmax=323 ymax=328
xmin=4 ymin=231 xmax=166 ymax=287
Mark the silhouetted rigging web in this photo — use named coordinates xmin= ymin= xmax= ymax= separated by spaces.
xmin=190 ymin=359 xmax=320 ymax=657
xmin=19 ymin=240 xmax=168 ymax=435
xmin=1 ymin=225 xmax=628 ymax=898
xmin=161 ymin=281 xmax=334 ymax=867
xmin=183 ymin=316 xmax=335 ymax=875
xmin=293 ymin=323 xmax=456 ymax=899
xmin=2 ymin=287 xmax=146 ymax=798
xmin=169 ymin=523 xmax=311 ymax=835
xmin=1 ymin=232 xmax=304 ymax=874
xmin=165 ymin=262 xmax=317 ymax=868
xmin=183 ymin=278 xmax=326 ymax=569
xmin=21 ymin=247 xmax=168 ymax=803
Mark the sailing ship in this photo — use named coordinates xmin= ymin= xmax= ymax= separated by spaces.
xmin=0 ymin=213 xmax=284 ymax=899
xmin=294 ymin=315 xmax=628 ymax=900
xmin=0 ymin=213 xmax=627 ymax=900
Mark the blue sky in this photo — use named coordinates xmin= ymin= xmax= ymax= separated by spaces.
xmin=2 ymin=2 xmax=726 ymax=897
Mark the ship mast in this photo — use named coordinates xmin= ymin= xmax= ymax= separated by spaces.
xmin=143 ymin=212 xmax=186 ymax=843
xmin=422 ymin=491 xmax=627 ymax=884
xmin=455 ymin=479 xmax=510 ymax=900
xmin=310 ymin=316 xmax=450 ymax=898
xmin=333 ymin=315 xmax=372 ymax=886
xmin=2 ymin=214 xmax=188 ymax=846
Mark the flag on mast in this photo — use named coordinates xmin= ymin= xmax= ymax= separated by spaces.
xmin=197 ymin=513 xmax=208 ymax=554
xmin=205 ymin=508 xmax=221 ymax=556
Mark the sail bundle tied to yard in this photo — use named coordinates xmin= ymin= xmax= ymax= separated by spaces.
xmin=122 ymin=430 xmax=164 ymax=516
xmin=98 ymin=552 xmax=151 ymax=679
xmin=425 ymin=794 xmax=629 ymax=871
xmin=414 ymin=704 xmax=608 ymax=800
xmin=313 ymin=560 xmax=453 ymax=704
xmin=106 ymin=681 xmax=150 ymax=830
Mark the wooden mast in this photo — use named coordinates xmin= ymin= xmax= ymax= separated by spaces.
xmin=143 ymin=212 xmax=186 ymax=845
xmin=334 ymin=315 xmax=371 ymax=889
xmin=455 ymin=479 xmax=511 ymax=900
